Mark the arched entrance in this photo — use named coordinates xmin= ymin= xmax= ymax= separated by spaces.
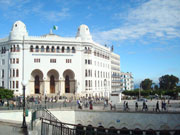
xmin=65 ymin=75 xmax=70 ymax=93
xmin=31 ymin=69 xmax=44 ymax=94
xmin=63 ymin=69 xmax=75 ymax=94
xmin=50 ymin=75 xmax=55 ymax=93
xmin=47 ymin=69 xmax=59 ymax=94
xmin=35 ymin=75 xmax=40 ymax=94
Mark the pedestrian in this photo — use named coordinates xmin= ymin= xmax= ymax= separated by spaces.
xmin=142 ymin=101 xmax=146 ymax=111
xmin=89 ymin=100 xmax=93 ymax=110
xmin=109 ymin=101 xmax=112 ymax=110
xmin=103 ymin=100 xmax=107 ymax=110
xmin=164 ymin=102 xmax=166 ymax=111
xmin=126 ymin=102 xmax=129 ymax=111
xmin=156 ymin=101 xmax=160 ymax=112
xmin=123 ymin=101 xmax=126 ymax=111
xmin=135 ymin=102 xmax=138 ymax=111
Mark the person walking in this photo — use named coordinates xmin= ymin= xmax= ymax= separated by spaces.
xmin=156 ymin=101 xmax=160 ymax=112
xmin=126 ymin=102 xmax=129 ymax=111
xmin=103 ymin=100 xmax=107 ymax=110
xmin=142 ymin=101 xmax=146 ymax=111
xmin=89 ymin=100 xmax=93 ymax=110
xmin=123 ymin=101 xmax=126 ymax=111
xmin=135 ymin=102 xmax=138 ymax=111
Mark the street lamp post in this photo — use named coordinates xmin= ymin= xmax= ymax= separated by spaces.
xmin=21 ymin=80 xmax=27 ymax=130
xmin=104 ymin=79 xmax=107 ymax=99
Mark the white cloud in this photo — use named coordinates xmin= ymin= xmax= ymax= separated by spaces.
xmin=93 ymin=0 xmax=180 ymax=44
xmin=0 ymin=0 xmax=69 ymax=22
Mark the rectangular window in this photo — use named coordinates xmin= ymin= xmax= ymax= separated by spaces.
xmin=13 ymin=58 xmax=15 ymax=64
xmin=2 ymin=81 xmax=4 ymax=87
xmin=10 ymin=59 xmax=12 ymax=64
xmin=13 ymin=69 xmax=15 ymax=77
xmin=85 ymin=70 xmax=87 ymax=77
xmin=34 ymin=58 xmax=40 ymax=63
xmin=16 ymin=58 xmax=19 ymax=64
xmin=85 ymin=59 xmax=87 ymax=64
xmin=16 ymin=81 xmax=19 ymax=88
xmin=66 ymin=59 xmax=72 ymax=63
xmin=16 ymin=69 xmax=19 ymax=77
xmin=2 ymin=69 xmax=4 ymax=78
xmin=50 ymin=59 xmax=56 ymax=63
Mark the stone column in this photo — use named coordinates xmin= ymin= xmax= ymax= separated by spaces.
xmin=44 ymin=80 xmax=50 ymax=94
xmin=61 ymin=80 xmax=65 ymax=95
xmin=29 ymin=80 xmax=34 ymax=95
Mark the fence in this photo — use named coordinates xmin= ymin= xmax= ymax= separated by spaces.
xmin=40 ymin=118 xmax=180 ymax=135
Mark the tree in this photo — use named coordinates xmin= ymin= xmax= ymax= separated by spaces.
xmin=140 ymin=78 xmax=153 ymax=90
xmin=0 ymin=88 xmax=14 ymax=100
xmin=154 ymin=85 xmax=159 ymax=90
xmin=159 ymin=75 xmax=179 ymax=90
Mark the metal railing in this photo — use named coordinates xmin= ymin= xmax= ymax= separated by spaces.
xmin=40 ymin=118 xmax=180 ymax=135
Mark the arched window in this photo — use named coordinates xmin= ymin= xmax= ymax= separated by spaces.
xmin=56 ymin=46 xmax=60 ymax=53
xmin=10 ymin=46 xmax=13 ymax=52
xmin=67 ymin=47 xmax=70 ymax=53
xmin=72 ymin=47 xmax=75 ymax=53
xmin=13 ymin=45 xmax=16 ymax=52
xmin=62 ymin=46 xmax=65 ymax=53
xmin=16 ymin=45 xmax=20 ymax=52
xmin=35 ymin=46 xmax=39 ymax=52
xmin=41 ymin=46 xmax=44 ymax=52
xmin=51 ymin=46 xmax=55 ymax=52
xmin=97 ymin=126 xmax=105 ymax=135
xmin=30 ymin=45 xmax=33 ymax=52
xmin=76 ymin=124 xmax=85 ymax=135
xmin=46 ymin=46 xmax=50 ymax=52
xmin=108 ymin=127 xmax=117 ymax=134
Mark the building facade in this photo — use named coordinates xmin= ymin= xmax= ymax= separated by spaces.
xmin=120 ymin=72 xmax=134 ymax=90
xmin=111 ymin=52 xmax=121 ymax=91
xmin=0 ymin=20 xmax=121 ymax=98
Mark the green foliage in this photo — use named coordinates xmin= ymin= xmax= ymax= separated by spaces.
xmin=159 ymin=74 xmax=179 ymax=90
xmin=140 ymin=78 xmax=153 ymax=90
xmin=0 ymin=88 xmax=14 ymax=100
xmin=154 ymin=85 xmax=159 ymax=90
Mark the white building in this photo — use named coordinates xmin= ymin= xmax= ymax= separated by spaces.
xmin=0 ymin=20 xmax=121 ymax=98
xmin=111 ymin=52 xmax=121 ymax=91
xmin=120 ymin=72 xmax=134 ymax=90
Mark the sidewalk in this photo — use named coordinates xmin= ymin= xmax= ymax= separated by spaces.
xmin=0 ymin=121 xmax=26 ymax=135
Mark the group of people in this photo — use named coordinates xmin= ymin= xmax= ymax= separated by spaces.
xmin=77 ymin=99 xmax=93 ymax=110
xmin=155 ymin=100 xmax=167 ymax=112
xmin=122 ymin=100 xmax=168 ymax=112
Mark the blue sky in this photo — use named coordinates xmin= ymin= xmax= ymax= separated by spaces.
xmin=0 ymin=0 xmax=180 ymax=85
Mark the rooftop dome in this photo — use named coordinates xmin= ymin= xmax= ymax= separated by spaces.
xmin=9 ymin=20 xmax=28 ymax=40
xmin=76 ymin=24 xmax=92 ymax=41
